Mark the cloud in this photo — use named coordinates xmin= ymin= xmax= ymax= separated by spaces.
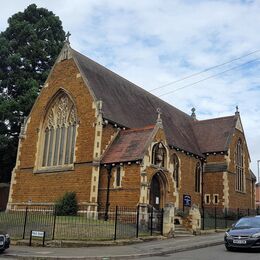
xmin=0 ymin=0 xmax=260 ymax=175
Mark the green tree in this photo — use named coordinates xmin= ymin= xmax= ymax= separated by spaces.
xmin=55 ymin=192 xmax=79 ymax=216
xmin=0 ymin=4 xmax=65 ymax=183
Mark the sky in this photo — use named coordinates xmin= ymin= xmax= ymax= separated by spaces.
xmin=1 ymin=0 xmax=260 ymax=178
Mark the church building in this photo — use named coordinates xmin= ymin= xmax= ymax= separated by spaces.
xmin=7 ymin=40 xmax=256 ymax=213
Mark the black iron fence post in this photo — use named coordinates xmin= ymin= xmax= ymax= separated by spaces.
xmin=237 ymin=208 xmax=240 ymax=219
xmin=160 ymin=208 xmax=164 ymax=236
xmin=114 ymin=206 xmax=118 ymax=241
xmin=247 ymin=208 xmax=250 ymax=216
xmin=224 ymin=208 xmax=227 ymax=229
xmin=214 ymin=207 xmax=217 ymax=231
xmin=202 ymin=207 xmax=205 ymax=230
xmin=22 ymin=206 xmax=28 ymax=239
xmin=150 ymin=207 xmax=153 ymax=236
xmin=52 ymin=206 xmax=57 ymax=240
xmin=136 ymin=205 xmax=140 ymax=238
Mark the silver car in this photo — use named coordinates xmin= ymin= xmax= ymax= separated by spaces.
xmin=0 ymin=231 xmax=10 ymax=253
xmin=224 ymin=216 xmax=260 ymax=250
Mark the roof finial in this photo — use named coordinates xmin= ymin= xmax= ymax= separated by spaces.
xmin=235 ymin=105 xmax=239 ymax=116
xmin=97 ymin=100 xmax=103 ymax=115
xmin=65 ymin=31 xmax=71 ymax=44
xmin=156 ymin=108 xmax=162 ymax=124
xmin=191 ymin=107 xmax=196 ymax=120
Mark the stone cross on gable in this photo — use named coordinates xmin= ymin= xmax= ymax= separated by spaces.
xmin=235 ymin=105 xmax=240 ymax=116
xmin=156 ymin=108 xmax=162 ymax=124
xmin=65 ymin=31 xmax=71 ymax=44
xmin=191 ymin=107 xmax=196 ymax=120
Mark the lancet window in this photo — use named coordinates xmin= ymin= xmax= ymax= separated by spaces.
xmin=41 ymin=93 xmax=77 ymax=168
xmin=235 ymin=139 xmax=244 ymax=192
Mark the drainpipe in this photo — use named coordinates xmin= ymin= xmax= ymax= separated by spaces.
xmin=200 ymin=159 xmax=205 ymax=230
xmin=104 ymin=164 xmax=112 ymax=221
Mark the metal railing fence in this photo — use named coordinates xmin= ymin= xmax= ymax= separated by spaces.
xmin=0 ymin=205 xmax=163 ymax=241
xmin=201 ymin=207 xmax=260 ymax=230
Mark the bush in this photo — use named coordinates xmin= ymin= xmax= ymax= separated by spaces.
xmin=55 ymin=192 xmax=78 ymax=216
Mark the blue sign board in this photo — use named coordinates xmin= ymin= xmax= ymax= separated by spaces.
xmin=183 ymin=194 xmax=191 ymax=207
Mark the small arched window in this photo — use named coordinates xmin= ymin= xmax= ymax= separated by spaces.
xmin=152 ymin=142 xmax=166 ymax=167
xmin=173 ymin=154 xmax=179 ymax=188
xmin=235 ymin=139 xmax=244 ymax=192
xmin=195 ymin=162 xmax=201 ymax=193
xmin=41 ymin=92 xmax=77 ymax=168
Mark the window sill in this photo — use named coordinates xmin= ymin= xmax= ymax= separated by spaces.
xmin=34 ymin=165 xmax=74 ymax=174
xmin=235 ymin=190 xmax=246 ymax=194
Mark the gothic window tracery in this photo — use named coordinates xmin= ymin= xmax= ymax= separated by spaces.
xmin=41 ymin=93 xmax=77 ymax=168
xmin=235 ymin=139 xmax=244 ymax=192
xmin=152 ymin=142 xmax=166 ymax=167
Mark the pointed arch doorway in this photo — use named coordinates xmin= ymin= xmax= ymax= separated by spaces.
xmin=149 ymin=172 xmax=166 ymax=209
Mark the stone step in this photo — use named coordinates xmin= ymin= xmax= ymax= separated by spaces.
xmin=175 ymin=226 xmax=187 ymax=231
xmin=175 ymin=229 xmax=192 ymax=234
xmin=174 ymin=224 xmax=194 ymax=237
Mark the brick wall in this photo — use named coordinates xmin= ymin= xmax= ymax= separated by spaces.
xmin=172 ymin=151 xmax=203 ymax=209
xmin=10 ymin=58 xmax=97 ymax=206
xmin=98 ymin=164 xmax=141 ymax=207
xmin=227 ymin=129 xmax=254 ymax=209
xmin=202 ymin=128 xmax=255 ymax=210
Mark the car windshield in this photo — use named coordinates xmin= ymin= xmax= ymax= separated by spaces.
xmin=234 ymin=217 xmax=260 ymax=229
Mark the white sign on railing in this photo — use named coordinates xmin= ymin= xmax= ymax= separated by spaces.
xmin=31 ymin=231 xmax=44 ymax=238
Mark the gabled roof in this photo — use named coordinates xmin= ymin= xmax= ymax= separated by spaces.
xmin=101 ymin=126 xmax=155 ymax=164
xmin=62 ymin=45 xmax=241 ymax=156
xmin=192 ymin=116 xmax=237 ymax=153
xmin=71 ymin=48 xmax=202 ymax=156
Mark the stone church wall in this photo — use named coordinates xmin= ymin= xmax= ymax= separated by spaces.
xmin=169 ymin=151 xmax=203 ymax=210
xmin=9 ymin=59 xmax=97 ymax=207
xmin=226 ymin=129 xmax=255 ymax=209
xmin=98 ymin=164 xmax=141 ymax=208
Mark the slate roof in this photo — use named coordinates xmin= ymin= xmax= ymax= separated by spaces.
xmin=192 ymin=116 xmax=237 ymax=153
xmin=70 ymin=46 xmax=238 ymax=157
xmin=102 ymin=126 xmax=154 ymax=164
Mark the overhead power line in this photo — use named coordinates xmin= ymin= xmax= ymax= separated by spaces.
xmin=149 ymin=49 xmax=260 ymax=92
xmin=158 ymin=57 xmax=260 ymax=97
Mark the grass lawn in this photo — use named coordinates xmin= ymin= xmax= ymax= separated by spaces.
xmin=0 ymin=211 xmax=143 ymax=240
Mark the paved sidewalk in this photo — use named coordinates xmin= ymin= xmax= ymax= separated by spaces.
xmin=1 ymin=232 xmax=224 ymax=259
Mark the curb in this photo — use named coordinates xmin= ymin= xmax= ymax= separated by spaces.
xmin=12 ymin=236 xmax=165 ymax=248
xmin=4 ymin=240 xmax=224 ymax=259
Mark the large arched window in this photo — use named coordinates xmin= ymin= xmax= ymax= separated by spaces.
xmin=41 ymin=92 xmax=77 ymax=168
xmin=195 ymin=162 xmax=201 ymax=193
xmin=152 ymin=142 xmax=166 ymax=167
xmin=235 ymin=139 xmax=244 ymax=192
xmin=173 ymin=154 xmax=179 ymax=188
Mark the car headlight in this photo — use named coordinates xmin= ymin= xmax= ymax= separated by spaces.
xmin=225 ymin=232 xmax=231 ymax=237
xmin=251 ymin=232 xmax=260 ymax=238
xmin=5 ymin=234 xmax=10 ymax=239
